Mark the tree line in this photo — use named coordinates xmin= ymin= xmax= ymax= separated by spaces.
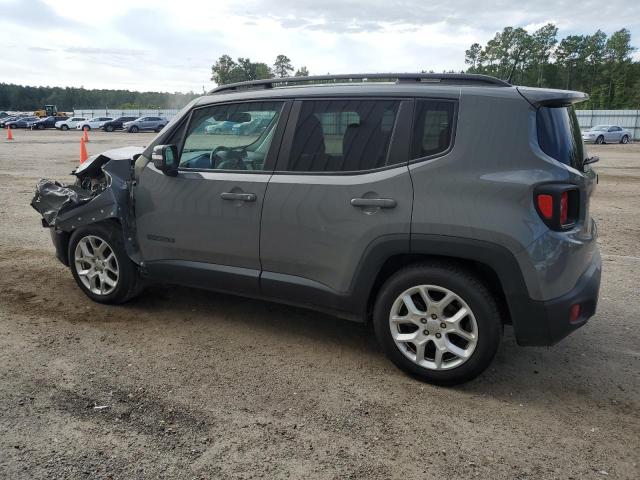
xmin=211 ymin=54 xmax=309 ymax=85
xmin=465 ymin=25 xmax=639 ymax=109
xmin=0 ymin=83 xmax=199 ymax=111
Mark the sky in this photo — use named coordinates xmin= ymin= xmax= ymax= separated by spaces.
xmin=1 ymin=0 xmax=639 ymax=93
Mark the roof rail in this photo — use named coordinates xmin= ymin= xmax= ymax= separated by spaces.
xmin=209 ymin=73 xmax=511 ymax=94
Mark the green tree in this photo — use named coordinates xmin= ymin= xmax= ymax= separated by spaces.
xmin=294 ymin=66 xmax=310 ymax=77
xmin=273 ymin=55 xmax=294 ymax=78
xmin=211 ymin=54 xmax=238 ymax=85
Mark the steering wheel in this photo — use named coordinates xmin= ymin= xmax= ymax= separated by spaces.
xmin=209 ymin=145 xmax=247 ymax=170
xmin=210 ymin=145 xmax=230 ymax=169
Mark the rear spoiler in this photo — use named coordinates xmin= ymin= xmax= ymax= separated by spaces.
xmin=517 ymin=87 xmax=588 ymax=108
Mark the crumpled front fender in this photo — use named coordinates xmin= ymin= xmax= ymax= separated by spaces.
xmin=31 ymin=147 xmax=144 ymax=264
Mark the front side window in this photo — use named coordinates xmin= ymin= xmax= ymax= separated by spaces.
xmin=286 ymin=99 xmax=399 ymax=172
xmin=537 ymin=106 xmax=585 ymax=170
xmin=179 ymin=101 xmax=283 ymax=171
xmin=411 ymin=100 xmax=455 ymax=160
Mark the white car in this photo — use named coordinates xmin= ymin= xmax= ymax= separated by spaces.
xmin=76 ymin=117 xmax=113 ymax=131
xmin=582 ymin=125 xmax=632 ymax=144
xmin=55 ymin=117 xmax=87 ymax=131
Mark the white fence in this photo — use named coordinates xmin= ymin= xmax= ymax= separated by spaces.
xmin=72 ymin=108 xmax=181 ymax=120
xmin=575 ymin=110 xmax=640 ymax=140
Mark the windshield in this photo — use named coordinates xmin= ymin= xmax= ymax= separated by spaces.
xmin=591 ymin=125 xmax=608 ymax=131
xmin=537 ymin=106 xmax=585 ymax=171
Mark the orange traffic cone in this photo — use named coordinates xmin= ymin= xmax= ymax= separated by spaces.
xmin=83 ymin=127 xmax=89 ymax=143
xmin=6 ymin=126 xmax=13 ymax=141
xmin=80 ymin=137 xmax=88 ymax=163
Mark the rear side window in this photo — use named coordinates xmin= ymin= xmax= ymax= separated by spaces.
xmin=537 ymin=106 xmax=585 ymax=170
xmin=286 ymin=99 xmax=399 ymax=172
xmin=411 ymin=100 xmax=455 ymax=159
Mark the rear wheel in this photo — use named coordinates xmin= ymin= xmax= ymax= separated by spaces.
xmin=154 ymin=124 xmax=164 ymax=133
xmin=621 ymin=135 xmax=629 ymax=144
xmin=373 ymin=262 xmax=502 ymax=385
xmin=595 ymin=135 xmax=604 ymax=144
xmin=68 ymin=222 xmax=142 ymax=304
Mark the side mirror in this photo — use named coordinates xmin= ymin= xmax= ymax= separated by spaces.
xmin=152 ymin=145 xmax=179 ymax=176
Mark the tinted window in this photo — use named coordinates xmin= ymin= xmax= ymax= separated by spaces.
xmin=537 ymin=106 xmax=585 ymax=170
xmin=286 ymin=99 xmax=399 ymax=172
xmin=411 ymin=100 xmax=455 ymax=159
xmin=179 ymin=101 xmax=283 ymax=171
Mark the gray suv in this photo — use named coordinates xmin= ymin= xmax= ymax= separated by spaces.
xmin=123 ymin=116 xmax=167 ymax=133
xmin=32 ymin=73 xmax=601 ymax=385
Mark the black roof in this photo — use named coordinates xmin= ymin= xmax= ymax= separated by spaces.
xmin=209 ymin=73 xmax=510 ymax=95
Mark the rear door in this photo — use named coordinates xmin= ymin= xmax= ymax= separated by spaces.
xmin=135 ymin=100 xmax=290 ymax=295
xmin=259 ymin=97 xmax=413 ymax=314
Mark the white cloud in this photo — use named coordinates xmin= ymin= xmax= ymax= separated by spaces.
xmin=0 ymin=0 xmax=637 ymax=91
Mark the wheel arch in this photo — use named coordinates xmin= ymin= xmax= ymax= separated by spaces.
xmin=351 ymin=234 xmax=530 ymax=329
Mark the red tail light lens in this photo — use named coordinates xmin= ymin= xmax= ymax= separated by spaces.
xmin=537 ymin=194 xmax=554 ymax=219
xmin=534 ymin=186 xmax=579 ymax=230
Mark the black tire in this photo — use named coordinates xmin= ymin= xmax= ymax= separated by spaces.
xmin=373 ymin=262 xmax=502 ymax=385
xmin=68 ymin=222 xmax=142 ymax=304
xmin=37 ymin=124 xmax=44 ymax=130
xmin=82 ymin=125 xmax=91 ymax=131
xmin=595 ymin=135 xmax=604 ymax=144
xmin=129 ymin=125 xmax=139 ymax=133
xmin=154 ymin=124 xmax=164 ymax=133
xmin=105 ymin=124 xmax=114 ymax=132
xmin=61 ymin=124 xmax=69 ymax=131
xmin=621 ymin=135 xmax=629 ymax=144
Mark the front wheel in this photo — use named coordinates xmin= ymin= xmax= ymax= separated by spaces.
xmin=373 ymin=262 xmax=502 ymax=385
xmin=595 ymin=135 xmax=604 ymax=144
xmin=621 ymin=135 xmax=629 ymax=144
xmin=129 ymin=125 xmax=139 ymax=133
xmin=68 ymin=222 xmax=142 ymax=304
xmin=61 ymin=125 xmax=69 ymax=131
xmin=37 ymin=124 xmax=45 ymax=130
xmin=105 ymin=125 xmax=114 ymax=132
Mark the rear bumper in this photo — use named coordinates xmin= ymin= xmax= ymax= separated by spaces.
xmin=511 ymin=250 xmax=601 ymax=346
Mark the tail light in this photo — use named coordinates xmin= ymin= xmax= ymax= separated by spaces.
xmin=534 ymin=185 xmax=579 ymax=230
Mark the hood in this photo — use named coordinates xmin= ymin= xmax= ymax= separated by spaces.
xmin=74 ymin=145 xmax=145 ymax=177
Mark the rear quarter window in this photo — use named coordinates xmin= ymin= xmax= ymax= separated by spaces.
xmin=537 ymin=106 xmax=584 ymax=170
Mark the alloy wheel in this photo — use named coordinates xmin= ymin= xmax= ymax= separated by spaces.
xmin=74 ymin=235 xmax=119 ymax=295
xmin=389 ymin=285 xmax=478 ymax=370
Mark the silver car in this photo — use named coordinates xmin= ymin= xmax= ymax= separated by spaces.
xmin=582 ymin=125 xmax=631 ymax=144
xmin=123 ymin=116 xmax=167 ymax=133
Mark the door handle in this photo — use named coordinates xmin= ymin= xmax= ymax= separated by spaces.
xmin=350 ymin=197 xmax=396 ymax=208
xmin=220 ymin=192 xmax=257 ymax=202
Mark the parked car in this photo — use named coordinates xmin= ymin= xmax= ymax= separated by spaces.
xmin=0 ymin=116 xmax=19 ymax=127
xmin=32 ymin=115 xmax=69 ymax=130
xmin=5 ymin=116 xmax=39 ymax=128
xmin=76 ymin=117 xmax=114 ymax=131
xmin=55 ymin=117 xmax=87 ymax=131
xmin=0 ymin=111 xmax=8 ymax=118
xmin=32 ymin=73 xmax=601 ymax=385
xmin=101 ymin=116 xmax=138 ymax=132
xmin=122 ymin=116 xmax=168 ymax=133
xmin=582 ymin=125 xmax=631 ymax=144
xmin=232 ymin=117 xmax=272 ymax=136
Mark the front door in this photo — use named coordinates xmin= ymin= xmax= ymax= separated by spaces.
xmin=259 ymin=98 xmax=414 ymax=314
xmin=135 ymin=100 xmax=289 ymax=295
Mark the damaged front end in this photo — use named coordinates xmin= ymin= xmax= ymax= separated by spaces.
xmin=31 ymin=146 xmax=144 ymax=266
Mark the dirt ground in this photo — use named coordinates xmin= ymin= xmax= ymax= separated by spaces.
xmin=0 ymin=130 xmax=638 ymax=479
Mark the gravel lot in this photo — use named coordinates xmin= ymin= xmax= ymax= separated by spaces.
xmin=1 ymin=130 xmax=639 ymax=479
